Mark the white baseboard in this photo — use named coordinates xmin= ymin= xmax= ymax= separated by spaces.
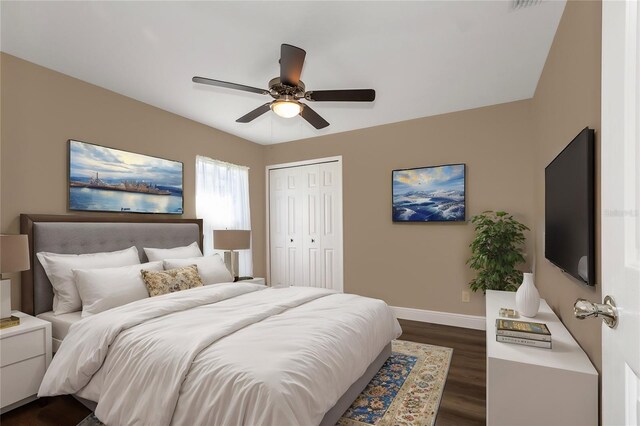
xmin=392 ymin=306 xmax=486 ymax=330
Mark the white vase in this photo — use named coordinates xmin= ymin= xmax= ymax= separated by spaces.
xmin=515 ymin=272 xmax=540 ymax=317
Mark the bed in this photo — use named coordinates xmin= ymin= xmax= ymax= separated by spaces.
xmin=20 ymin=214 xmax=401 ymax=426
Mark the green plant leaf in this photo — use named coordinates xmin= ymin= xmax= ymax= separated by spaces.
xmin=466 ymin=210 xmax=529 ymax=293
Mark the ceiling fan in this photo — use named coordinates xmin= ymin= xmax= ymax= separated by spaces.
xmin=192 ymin=44 xmax=375 ymax=130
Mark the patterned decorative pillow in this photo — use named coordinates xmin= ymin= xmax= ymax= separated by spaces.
xmin=141 ymin=265 xmax=203 ymax=297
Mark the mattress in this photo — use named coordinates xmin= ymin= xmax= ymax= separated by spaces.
xmin=37 ymin=310 xmax=83 ymax=343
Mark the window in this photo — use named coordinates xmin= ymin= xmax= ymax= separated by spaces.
xmin=195 ymin=156 xmax=252 ymax=276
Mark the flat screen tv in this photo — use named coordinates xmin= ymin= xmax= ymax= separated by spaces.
xmin=545 ymin=127 xmax=595 ymax=286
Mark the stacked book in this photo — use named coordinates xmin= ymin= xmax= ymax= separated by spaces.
xmin=496 ymin=318 xmax=552 ymax=349
xmin=0 ymin=315 xmax=20 ymax=329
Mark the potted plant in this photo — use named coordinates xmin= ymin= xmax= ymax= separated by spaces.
xmin=467 ymin=211 xmax=529 ymax=293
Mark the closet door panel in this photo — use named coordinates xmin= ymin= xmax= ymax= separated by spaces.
xmin=269 ymin=170 xmax=287 ymax=287
xmin=302 ymin=165 xmax=321 ymax=287
xmin=319 ymin=162 xmax=343 ymax=291
xmin=285 ymin=168 xmax=304 ymax=286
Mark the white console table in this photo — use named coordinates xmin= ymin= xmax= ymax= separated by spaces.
xmin=486 ymin=290 xmax=598 ymax=426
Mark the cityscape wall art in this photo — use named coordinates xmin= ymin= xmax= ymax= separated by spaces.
xmin=392 ymin=163 xmax=465 ymax=222
xmin=69 ymin=140 xmax=184 ymax=214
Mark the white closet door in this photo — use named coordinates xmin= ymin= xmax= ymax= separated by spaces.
xmin=269 ymin=159 xmax=342 ymax=291
xmin=269 ymin=167 xmax=303 ymax=287
xmin=268 ymin=169 xmax=287 ymax=287
xmin=284 ymin=167 xmax=304 ymax=286
xmin=319 ymin=162 xmax=343 ymax=291
xmin=302 ymin=165 xmax=322 ymax=287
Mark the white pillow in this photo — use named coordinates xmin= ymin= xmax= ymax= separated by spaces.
xmin=74 ymin=261 xmax=163 ymax=317
xmin=144 ymin=242 xmax=202 ymax=262
xmin=37 ymin=246 xmax=141 ymax=315
xmin=163 ymin=254 xmax=233 ymax=285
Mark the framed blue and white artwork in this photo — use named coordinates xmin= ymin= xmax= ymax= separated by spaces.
xmin=68 ymin=140 xmax=184 ymax=214
xmin=392 ymin=163 xmax=466 ymax=222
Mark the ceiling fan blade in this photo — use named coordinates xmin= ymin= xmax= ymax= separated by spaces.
xmin=280 ymin=44 xmax=306 ymax=86
xmin=236 ymin=103 xmax=272 ymax=123
xmin=192 ymin=76 xmax=269 ymax=95
xmin=300 ymin=104 xmax=329 ymax=129
xmin=305 ymin=89 xmax=376 ymax=102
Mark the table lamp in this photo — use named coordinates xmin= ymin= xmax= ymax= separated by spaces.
xmin=213 ymin=230 xmax=250 ymax=280
xmin=1 ymin=234 xmax=30 ymax=319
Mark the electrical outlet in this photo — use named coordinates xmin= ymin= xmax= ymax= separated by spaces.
xmin=462 ymin=290 xmax=470 ymax=303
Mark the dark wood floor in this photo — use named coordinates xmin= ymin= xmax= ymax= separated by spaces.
xmin=0 ymin=320 xmax=485 ymax=426
xmin=398 ymin=319 xmax=486 ymax=426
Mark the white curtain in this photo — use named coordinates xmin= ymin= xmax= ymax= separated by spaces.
xmin=195 ymin=156 xmax=252 ymax=276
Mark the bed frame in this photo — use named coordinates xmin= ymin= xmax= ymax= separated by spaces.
xmin=20 ymin=214 xmax=204 ymax=316
xmin=20 ymin=214 xmax=390 ymax=426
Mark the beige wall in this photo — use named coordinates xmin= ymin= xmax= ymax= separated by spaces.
xmin=265 ymin=100 xmax=535 ymax=316
xmin=531 ymin=0 xmax=602 ymax=371
xmin=0 ymin=53 xmax=266 ymax=308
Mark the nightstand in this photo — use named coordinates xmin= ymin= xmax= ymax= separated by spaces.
xmin=239 ymin=277 xmax=266 ymax=285
xmin=0 ymin=311 xmax=52 ymax=414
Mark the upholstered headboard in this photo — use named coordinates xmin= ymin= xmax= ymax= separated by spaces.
xmin=20 ymin=214 xmax=203 ymax=315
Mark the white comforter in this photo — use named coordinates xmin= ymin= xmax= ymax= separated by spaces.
xmin=39 ymin=283 xmax=401 ymax=426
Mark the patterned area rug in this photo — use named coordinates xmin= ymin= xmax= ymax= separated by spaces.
xmin=338 ymin=340 xmax=453 ymax=426
xmin=77 ymin=340 xmax=452 ymax=426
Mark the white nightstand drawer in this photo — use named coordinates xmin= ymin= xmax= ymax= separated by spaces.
xmin=0 ymin=328 xmax=45 ymax=367
xmin=0 ymin=355 xmax=46 ymax=407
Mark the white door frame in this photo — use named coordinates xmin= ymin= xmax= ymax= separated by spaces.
xmin=265 ymin=156 xmax=344 ymax=290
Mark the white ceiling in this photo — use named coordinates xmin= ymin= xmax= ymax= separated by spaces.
xmin=1 ymin=1 xmax=565 ymax=145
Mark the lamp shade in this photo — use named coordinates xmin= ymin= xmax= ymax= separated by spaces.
xmin=1 ymin=234 xmax=30 ymax=273
xmin=213 ymin=230 xmax=251 ymax=250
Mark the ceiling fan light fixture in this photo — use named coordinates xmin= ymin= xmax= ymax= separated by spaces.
xmin=271 ymin=100 xmax=302 ymax=118
xmin=193 ymin=44 xmax=375 ymax=129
